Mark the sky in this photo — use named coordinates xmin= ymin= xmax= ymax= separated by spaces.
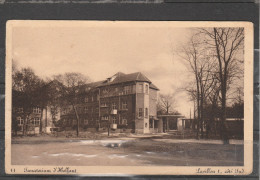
xmin=12 ymin=22 xmax=197 ymax=117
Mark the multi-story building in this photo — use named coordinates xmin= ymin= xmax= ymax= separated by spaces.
xmin=60 ymin=72 xmax=160 ymax=133
xmin=13 ymin=72 xmax=160 ymax=134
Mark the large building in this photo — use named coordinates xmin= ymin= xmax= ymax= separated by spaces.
xmin=13 ymin=72 xmax=160 ymax=134
xmin=60 ymin=72 xmax=160 ymax=133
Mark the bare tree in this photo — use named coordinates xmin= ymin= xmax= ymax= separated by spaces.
xmin=53 ymin=72 xmax=90 ymax=137
xmin=177 ymin=34 xmax=217 ymax=139
xmin=199 ymin=28 xmax=244 ymax=143
xmin=158 ymin=93 xmax=177 ymax=114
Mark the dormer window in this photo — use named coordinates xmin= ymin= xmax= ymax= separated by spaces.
xmin=107 ymin=77 xmax=111 ymax=82
xmin=107 ymin=75 xmax=116 ymax=82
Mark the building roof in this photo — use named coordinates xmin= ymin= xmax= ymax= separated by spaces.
xmin=60 ymin=72 xmax=159 ymax=93
xmin=97 ymin=72 xmax=159 ymax=90
xmin=150 ymin=83 xmax=159 ymax=90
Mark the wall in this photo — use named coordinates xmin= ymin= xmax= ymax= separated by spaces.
xmin=149 ymin=88 xmax=157 ymax=116
xmin=42 ymin=106 xmax=60 ymax=133
xmin=99 ymin=94 xmax=135 ymax=130
xmin=135 ymin=82 xmax=150 ymax=133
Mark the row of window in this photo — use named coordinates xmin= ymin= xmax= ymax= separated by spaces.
xmin=62 ymin=106 xmax=99 ymax=115
xmin=16 ymin=117 xmax=40 ymax=126
xmin=102 ymin=86 xmax=133 ymax=96
xmin=62 ymin=106 xmax=148 ymax=118
xmin=65 ymin=119 xmax=90 ymax=125
xmin=100 ymin=101 xmax=128 ymax=109
xmin=101 ymin=84 xmax=149 ymax=96
xmin=15 ymin=107 xmax=42 ymax=114
xmin=84 ymin=96 xmax=98 ymax=103
xmin=100 ymin=115 xmax=128 ymax=125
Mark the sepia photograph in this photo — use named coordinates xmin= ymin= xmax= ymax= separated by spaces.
xmin=5 ymin=21 xmax=253 ymax=175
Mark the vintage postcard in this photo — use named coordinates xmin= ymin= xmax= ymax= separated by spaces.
xmin=5 ymin=21 xmax=253 ymax=175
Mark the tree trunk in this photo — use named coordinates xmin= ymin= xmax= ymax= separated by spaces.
xmin=221 ymin=88 xmax=229 ymax=144
xmin=39 ymin=107 xmax=44 ymax=134
xmin=196 ymin=89 xmax=200 ymax=139
xmin=200 ymin=96 xmax=204 ymax=139
xmin=108 ymin=123 xmax=110 ymax=136
xmin=23 ymin=114 xmax=28 ymax=136
xmin=72 ymin=104 xmax=80 ymax=137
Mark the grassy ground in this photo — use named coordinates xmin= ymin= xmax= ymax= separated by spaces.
xmin=11 ymin=133 xmax=244 ymax=166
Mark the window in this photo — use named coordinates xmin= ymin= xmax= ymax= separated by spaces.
xmin=145 ymin=108 xmax=148 ymax=118
xmin=103 ymin=89 xmax=108 ymax=94
xmin=63 ymin=108 xmax=71 ymax=114
xmin=73 ymin=119 xmax=77 ymax=125
xmin=139 ymin=84 xmax=143 ymax=93
xmin=92 ymin=96 xmax=94 ymax=102
xmin=115 ymin=87 xmax=118 ymax=92
xmin=138 ymin=108 xmax=143 ymax=118
xmin=122 ymin=101 xmax=128 ymax=109
xmin=84 ymin=97 xmax=88 ymax=103
xmin=84 ymin=106 xmax=88 ymax=113
xmin=101 ymin=102 xmax=108 ymax=107
xmin=31 ymin=117 xmax=40 ymax=126
xmin=33 ymin=107 xmax=41 ymax=114
xmin=145 ymin=84 xmax=149 ymax=94
xmin=17 ymin=107 xmax=23 ymax=113
xmin=112 ymin=102 xmax=116 ymax=109
xmin=112 ymin=116 xmax=116 ymax=124
xmin=124 ymin=86 xmax=131 ymax=94
xmin=17 ymin=117 xmax=24 ymax=125
xmin=121 ymin=118 xmax=127 ymax=125
xmin=101 ymin=116 xmax=109 ymax=120
xmin=84 ymin=119 xmax=88 ymax=125
xmin=63 ymin=108 xmax=70 ymax=115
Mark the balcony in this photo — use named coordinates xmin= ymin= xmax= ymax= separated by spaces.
xmin=110 ymin=123 xmax=117 ymax=129
xmin=111 ymin=109 xmax=117 ymax=115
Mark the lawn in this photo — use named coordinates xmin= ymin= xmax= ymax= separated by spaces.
xmin=11 ymin=136 xmax=243 ymax=166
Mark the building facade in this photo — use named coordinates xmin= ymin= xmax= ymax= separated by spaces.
xmin=59 ymin=72 xmax=160 ymax=134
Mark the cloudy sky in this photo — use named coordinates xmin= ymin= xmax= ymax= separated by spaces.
xmin=12 ymin=21 xmax=195 ymax=117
